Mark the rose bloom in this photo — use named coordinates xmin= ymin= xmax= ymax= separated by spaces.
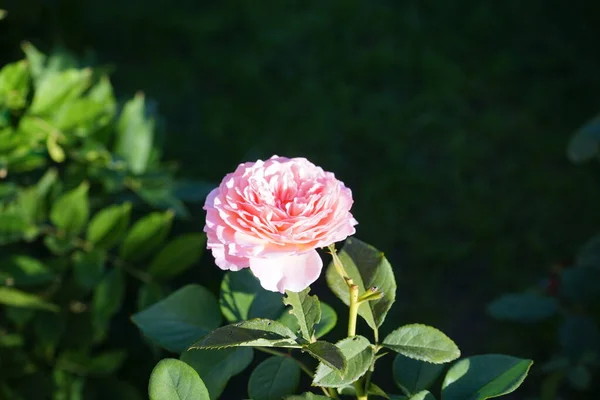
xmin=204 ymin=156 xmax=357 ymax=293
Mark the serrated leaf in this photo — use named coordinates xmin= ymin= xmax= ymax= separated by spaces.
xmin=132 ymin=284 xmax=221 ymax=353
xmin=181 ymin=347 xmax=253 ymax=400
xmin=382 ymin=324 xmax=460 ymax=364
xmin=284 ymin=288 xmax=321 ymax=341
xmin=148 ymin=233 xmax=205 ymax=279
xmin=326 ymin=238 xmax=396 ymax=332
xmin=313 ymin=336 xmax=374 ymax=388
xmin=0 ymin=287 xmax=58 ymax=311
xmin=119 ymin=211 xmax=173 ymax=261
xmin=115 ymin=93 xmax=154 ymax=174
xmin=487 ymin=292 xmax=558 ymax=323
xmin=50 ymin=182 xmax=89 ymax=234
xmin=0 ymin=255 xmax=55 ymax=286
xmin=248 ymin=356 xmax=300 ymax=400
xmin=441 ymin=355 xmax=533 ymax=400
xmin=149 ymin=358 xmax=209 ymax=400
xmin=393 ymin=353 xmax=445 ymax=394
xmin=304 ymin=341 xmax=345 ymax=371
xmin=191 ymin=319 xmax=300 ymax=350
xmin=86 ymin=203 xmax=131 ymax=249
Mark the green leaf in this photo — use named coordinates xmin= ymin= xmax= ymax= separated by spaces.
xmin=0 ymin=255 xmax=55 ymax=286
xmin=50 ymin=182 xmax=90 ymax=234
xmin=248 ymin=356 xmax=300 ymax=400
xmin=567 ymin=114 xmax=600 ymax=163
xmin=18 ymin=168 xmax=58 ymax=224
xmin=148 ymin=358 xmax=209 ymax=400
xmin=304 ymin=340 xmax=346 ymax=371
xmin=220 ymin=269 xmax=284 ymax=323
xmin=0 ymin=60 xmax=30 ymax=109
xmin=88 ymin=350 xmax=128 ymax=375
xmin=21 ymin=42 xmax=46 ymax=83
xmin=86 ymin=203 xmax=131 ymax=249
xmin=407 ymin=391 xmax=436 ymax=400
xmin=393 ymin=353 xmax=445 ymax=394
xmin=567 ymin=364 xmax=591 ymax=391
xmin=313 ymin=336 xmax=374 ymax=388
xmin=559 ymin=315 xmax=599 ymax=360
xmin=115 ymin=93 xmax=155 ymax=174
xmin=92 ymin=268 xmax=125 ymax=341
xmin=34 ymin=311 xmax=66 ymax=356
xmin=0 ymin=9 xmax=6 ymax=20
xmin=181 ymin=347 xmax=253 ymax=400
xmin=132 ymin=284 xmax=222 ymax=353
xmin=191 ymin=318 xmax=300 ymax=350
xmin=119 ymin=211 xmax=173 ymax=261
xmin=441 ymin=354 xmax=533 ymax=400
xmin=313 ymin=303 xmax=337 ymax=340
xmin=283 ymin=288 xmax=321 ymax=341
xmin=30 ymin=68 xmax=91 ymax=115
xmin=72 ymin=250 xmax=106 ymax=290
xmin=285 ymin=394 xmax=330 ymax=400
xmin=326 ymin=238 xmax=396 ymax=331
xmin=0 ymin=287 xmax=58 ymax=311
xmin=487 ymin=292 xmax=558 ymax=323
xmin=0 ymin=212 xmax=33 ymax=244
xmin=382 ymin=324 xmax=460 ymax=364
xmin=46 ymin=134 xmax=65 ymax=163
xmin=148 ymin=233 xmax=206 ymax=279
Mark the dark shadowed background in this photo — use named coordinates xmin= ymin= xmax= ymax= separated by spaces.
xmin=2 ymin=0 xmax=600 ymax=398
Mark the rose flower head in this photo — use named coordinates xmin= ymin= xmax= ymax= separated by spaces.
xmin=204 ymin=156 xmax=357 ymax=293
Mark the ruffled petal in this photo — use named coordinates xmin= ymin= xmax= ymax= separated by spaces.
xmin=249 ymin=250 xmax=322 ymax=293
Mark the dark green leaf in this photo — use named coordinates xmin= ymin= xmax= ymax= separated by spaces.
xmin=92 ymin=268 xmax=125 ymax=341
xmin=132 ymin=284 xmax=221 ymax=353
xmin=393 ymin=353 xmax=445 ymax=394
xmin=326 ymin=238 xmax=396 ymax=331
xmin=407 ymin=391 xmax=436 ymax=400
xmin=304 ymin=340 xmax=346 ymax=371
xmin=285 ymin=394 xmax=330 ymax=400
xmin=0 ymin=255 xmax=55 ymax=286
xmin=283 ymin=288 xmax=321 ymax=341
xmin=119 ymin=211 xmax=173 ymax=261
xmin=148 ymin=233 xmax=206 ymax=279
xmin=86 ymin=203 xmax=131 ymax=249
xmin=441 ymin=355 xmax=533 ymax=400
xmin=17 ymin=168 xmax=58 ymax=224
xmin=567 ymin=114 xmax=600 ymax=163
xmin=0 ymin=212 xmax=33 ymax=244
xmin=567 ymin=364 xmax=591 ymax=391
xmin=576 ymin=234 xmax=600 ymax=269
xmin=181 ymin=347 xmax=253 ymax=400
xmin=137 ymin=282 xmax=165 ymax=311
xmin=72 ymin=250 xmax=106 ymax=290
xmin=220 ymin=269 xmax=283 ymax=323
xmin=248 ymin=356 xmax=300 ymax=400
xmin=0 ymin=287 xmax=58 ymax=311
xmin=559 ymin=315 xmax=599 ymax=360
xmin=50 ymin=182 xmax=90 ymax=234
xmin=88 ymin=350 xmax=127 ymax=375
xmin=313 ymin=336 xmax=374 ymax=388
xmin=314 ymin=302 xmax=337 ymax=339
xmin=560 ymin=266 xmax=600 ymax=302
xmin=191 ymin=319 xmax=300 ymax=350
xmin=115 ymin=93 xmax=155 ymax=174
xmin=383 ymin=324 xmax=460 ymax=364
xmin=43 ymin=235 xmax=75 ymax=255
xmin=487 ymin=292 xmax=558 ymax=323
xmin=148 ymin=358 xmax=209 ymax=400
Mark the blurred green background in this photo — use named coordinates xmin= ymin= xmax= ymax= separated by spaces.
xmin=2 ymin=0 xmax=600 ymax=398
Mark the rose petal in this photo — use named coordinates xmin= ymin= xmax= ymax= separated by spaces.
xmin=210 ymin=246 xmax=249 ymax=271
xmin=249 ymin=250 xmax=323 ymax=293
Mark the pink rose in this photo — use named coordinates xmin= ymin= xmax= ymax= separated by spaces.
xmin=204 ymin=156 xmax=357 ymax=293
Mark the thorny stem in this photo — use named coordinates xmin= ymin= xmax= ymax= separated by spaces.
xmin=329 ymin=244 xmax=368 ymax=400
xmin=256 ymin=348 xmax=338 ymax=398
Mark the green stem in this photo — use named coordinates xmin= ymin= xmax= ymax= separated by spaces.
xmin=348 ymin=283 xmax=360 ymax=337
